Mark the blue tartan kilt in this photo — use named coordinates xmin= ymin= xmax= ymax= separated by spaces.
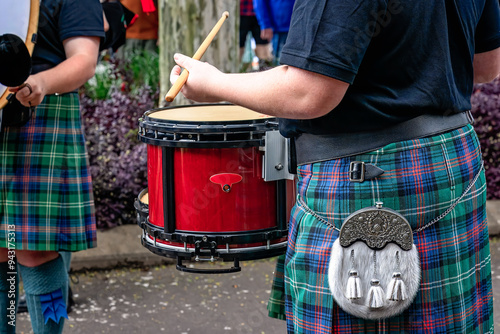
xmin=278 ymin=124 xmax=493 ymax=333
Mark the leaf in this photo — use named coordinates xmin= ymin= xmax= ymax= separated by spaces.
xmin=471 ymin=77 xmax=500 ymax=199
xmin=80 ymin=54 xmax=158 ymax=229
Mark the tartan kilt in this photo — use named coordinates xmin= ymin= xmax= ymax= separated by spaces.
xmin=270 ymin=124 xmax=493 ymax=333
xmin=0 ymin=93 xmax=96 ymax=252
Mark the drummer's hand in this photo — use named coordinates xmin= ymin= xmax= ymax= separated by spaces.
xmin=8 ymin=75 xmax=46 ymax=107
xmin=170 ymin=53 xmax=223 ymax=102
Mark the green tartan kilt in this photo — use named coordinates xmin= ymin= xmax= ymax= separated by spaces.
xmin=0 ymin=93 xmax=96 ymax=252
xmin=268 ymin=125 xmax=493 ymax=333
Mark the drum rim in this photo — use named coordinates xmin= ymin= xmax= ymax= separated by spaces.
xmin=137 ymin=216 xmax=288 ymax=244
xmin=138 ymin=104 xmax=278 ymax=147
xmin=141 ymin=233 xmax=287 ymax=262
xmin=141 ymin=103 xmax=277 ymax=127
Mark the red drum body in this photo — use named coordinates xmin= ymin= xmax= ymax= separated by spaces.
xmin=148 ymin=145 xmax=279 ymax=232
xmin=136 ymin=104 xmax=294 ymax=273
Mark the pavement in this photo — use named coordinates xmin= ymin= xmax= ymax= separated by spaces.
xmin=11 ymin=200 xmax=500 ymax=333
xmin=16 ymin=258 xmax=285 ymax=334
xmin=70 ymin=224 xmax=175 ymax=272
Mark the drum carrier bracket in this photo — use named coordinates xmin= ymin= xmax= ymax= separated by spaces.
xmin=263 ymin=130 xmax=295 ymax=182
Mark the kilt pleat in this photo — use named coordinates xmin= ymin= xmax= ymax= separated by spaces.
xmin=275 ymin=125 xmax=493 ymax=333
xmin=0 ymin=93 xmax=96 ymax=251
xmin=268 ymin=254 xmax=287 ymax=320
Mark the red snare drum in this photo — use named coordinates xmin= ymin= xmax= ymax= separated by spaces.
xmin=136 ymin=104 xmax=294 ymax=273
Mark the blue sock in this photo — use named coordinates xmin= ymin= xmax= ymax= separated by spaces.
xmin=0 ymin=261 xmax=17 ymax=334
xmin=18 ymin=256 xmax=68 ymax=334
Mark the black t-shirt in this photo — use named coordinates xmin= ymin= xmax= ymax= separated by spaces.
xmin=279 ymin=0 xmax=500 ymax=137
xmin=32 ymin=0 xmax=105 ymax=69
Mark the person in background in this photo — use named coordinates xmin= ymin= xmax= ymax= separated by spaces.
xmin=240 ymin=0 xmax=273 ymax=71
xmin=169 ymin=0 xmax=500 ymax=332
xmin=0 ymin=0 xmax=104 ymax=333
xmin=15 ymin=0 xmax=132 ymax=316
xmin=253 ymin=0 xmax=295 ymax=65
xmin=118 ymin=0 xmax=158 ymax=57
xmin=101 ymin=0 xmax=138 ymax=54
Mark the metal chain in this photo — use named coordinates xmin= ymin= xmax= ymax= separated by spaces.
xmin=350 ymin=249 xmax=355 ymax=269
xmin=297 ymin=161 xmax=484 ymax=236
xmin=297 ymin=197 xmax=339 ymax=231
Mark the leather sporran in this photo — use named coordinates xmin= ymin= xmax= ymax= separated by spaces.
xmin=1 ymin=93 xmax=34 ymax=128
xmin=328 ymin=202 xmax=421 ymax=320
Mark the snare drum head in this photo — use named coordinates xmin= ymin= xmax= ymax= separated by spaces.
xmin=0 ymin=0 xmax=39 ymax=109
xmin=147 ymin=104 xmax=274 ymax=123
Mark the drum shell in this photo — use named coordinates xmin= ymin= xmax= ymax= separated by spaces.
xmin=147 ymin=144 xmax=283 ymax=233
xmin=136 ymin=186 xmax=292 ymax=253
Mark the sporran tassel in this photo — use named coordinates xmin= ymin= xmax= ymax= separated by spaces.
xmin=386 ymin=272 xmax=407 ymax=301
xmin=366 ymin=251 xmax=385 ymax=308
xmin=346 ymin=270 xmax=362 ymax=300
xmin=387 ymin=251 xmax=407 ymax=301
xmin=367 ymin=279 xmax=385 ymax=308
xmin=345 ymin=249 xmax=362 ymax=300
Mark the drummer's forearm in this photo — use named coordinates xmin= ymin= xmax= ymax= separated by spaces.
xmin=172 ymin=54 xmax=349 ymax=119
xmin=217 ymin=65 xmax=349 ymax=119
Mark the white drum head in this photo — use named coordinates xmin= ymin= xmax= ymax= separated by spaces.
xmin=150 ymin=105 xmax=274 ymax=122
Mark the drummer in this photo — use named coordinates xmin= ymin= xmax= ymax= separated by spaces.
xmin=170 ymin=1 xmax=500 ymax=333
xmin=0 ymin=1 xmax=104 ymax=333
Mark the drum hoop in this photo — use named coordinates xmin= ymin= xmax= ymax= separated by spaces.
xmin=138 ymin=218 xmax=288 ymax=245
xmin=139 ymin=104 xmax=278 ymax=147
xmin=144 ymin=233 xmax=288 ymax=254
xmin=140 ymin=119 xmax=276 ymax=130
xmin=139 ymin=121 xmax=276 ymax=133
xmin=141 ymin=103 xmax=277 ymax=127
xmin=0 ymin=0 xmax=39 ymax=109
xmin=141 ymin=234 xmax=287 ymax=262
xmin=137 ymin=136 xmax=265 ymax=148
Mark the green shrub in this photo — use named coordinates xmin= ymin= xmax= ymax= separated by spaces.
xmin=81 ymin=52 xmax=160 ymax=228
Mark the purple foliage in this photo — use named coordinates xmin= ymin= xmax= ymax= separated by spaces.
xmin=80 ymin=86 xmax=158 ymax=229
xmin=471 ymin=77 xmax=500 ymax=200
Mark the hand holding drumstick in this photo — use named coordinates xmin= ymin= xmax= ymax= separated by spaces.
xmin=166 ymin=11 xmax=229 ymax=102
xmin=168 ymin=13 xmax=347 ymax=120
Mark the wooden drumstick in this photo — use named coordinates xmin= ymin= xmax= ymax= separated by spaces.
xmin=165 ymin=11 xmax=230 ymax=102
